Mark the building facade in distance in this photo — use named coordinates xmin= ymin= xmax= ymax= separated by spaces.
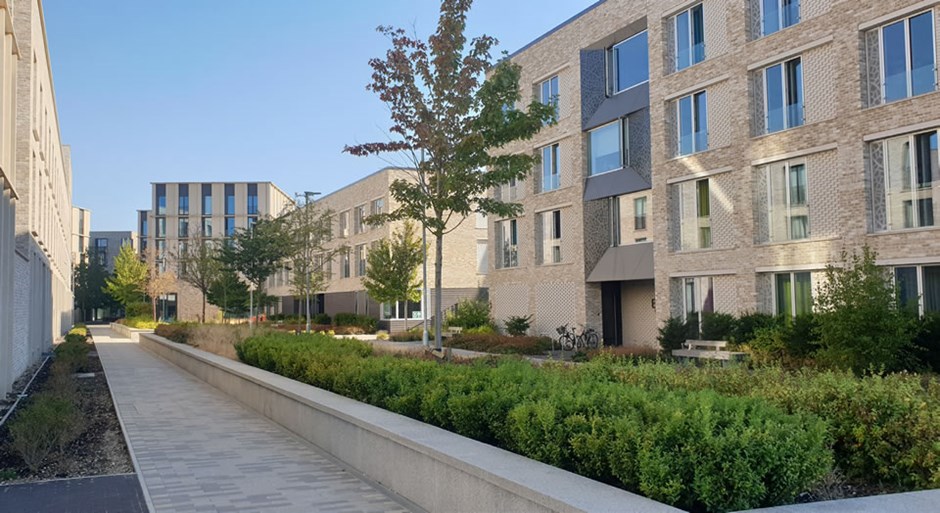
xmin=89 ymin=230 xmax=136 ymax=272
xmin=71 ymin=206 xmax=90 ymax=264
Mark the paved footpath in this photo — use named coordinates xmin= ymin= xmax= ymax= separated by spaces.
xmin=90 ymin=326 xmax=417 ymax=513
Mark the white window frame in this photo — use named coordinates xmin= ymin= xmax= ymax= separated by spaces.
xmin=606 ymin=30 xmax=649 ymax=95
xmin=540 ymin=210 xmax=562 ymax=265
xmin=882 ymin=130 xmax=937 ymax=231
xmin=772 ymin=271 xmax=813 ymax=317
xmin=674 ymin=3 xmax=705 ymax=71
xmin=541 ymin=143 xmax=560 ymax=192
xmin=540 ymin=75 xmax=559 ymax=120
xmin=677 ymin=91 xmax=707 ymax=156
xmin=763 ymin=57 xmax=804 ymax=133
xmin=381 ymin=300 xmax=424 ymax=321
xmin=765 ymin=158 xmax=809 ymax=241
xmin=588 ymin=118 xmax=629 ymax=176
xmin=877 ymin=10 xmax=938 ymax=103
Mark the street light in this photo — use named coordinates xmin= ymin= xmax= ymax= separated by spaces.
xmin=303 ymin=191 xmax=320 ymax=334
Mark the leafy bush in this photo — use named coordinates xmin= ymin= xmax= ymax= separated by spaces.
xmin=445 ymin=299 xmax=492 ymax=330
xmin=731 ymin=312 xmax=780 ymax=344
xmin=125 ymin=302 xmax=151 ymax=318
xmin=913 ymin=313 xmax=940 ymax=372
xmin=155 ymin=323 xmax=195 ymax=344
xmin=236 ymin=335 xmax=832 ymax=512
xmin=9 ymin=393 xmax=84 ymax=471
xmin=55 ymin=338 xmax=91 ymax=373
xmin=120 ymin=317 xmax=160 ymax=329
xmin=656 ymin=317 xmax=696 ymax=351
xmin=700 ymin=312 xmax=736 ymax=341
xmin=313 ymin=313 xmax=331 ymax=325
xmin=463 ymin=324 xmax=496 ymax=335
xmin=447 ymin=334 xmax=551 ymax=355
xmin=333 ymin=313 xmax=377 ymax=333
xmin=376 ymin=331 xmax=389 ymax=341
xmin=67 ymin=325 xmax=89 ymax=338
xmin=504 ymin=315 xmax=532 ymax=336
xmin=390 ymin=328 xmax=423 ymax=342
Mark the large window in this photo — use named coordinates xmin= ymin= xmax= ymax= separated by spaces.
xmin=178 ymin=184 xmax=189 ymax=215
xmin=678 ymin=91 xmax=707 ymax=156
xmin=370 ymin=198 xmax=384 ymax=218
xmin=247 ymin=183 xmax=258 ymax=215
xmin=675 ymin=4 xmax=705 ymax=71
xmin=896 ymin=265 xmax=940 ymax=314
xmin=156 ymin=184 xmax=166 ymax=215
xmin=775 ymin=271 xmax=812 ymax=317
xmin=682 ymin=276 xmax=714 ymax=330
xmin=540 ymin=75 xmax=559 ymax=121
xmin=339 ymin=210 xmax=349 ymax=238
xmin=765 ymin=159 xmax=809 ymax=241
xmin=883 ymin=131 xmax=937 ymax=230
xmin=761 ymin=0 xmax=800 ymax=36
xmin=225 ymin=184 xmax=235 ymax=215
xmin=539 ymin=210 xmax=562 ymax=264
xmin=382 ymin=300 xmax=423 ymax=320
xmin=764 ymin=57 xmax=803 ymax=133
xmin=589 ymin=119 xmax=628 ymax=175
xmin=541 ymin=144 xmax=560 ymax=192
xmin=202 ymin=184 xmax=212 ymax=215
xmin=677 ymin=178 xmax=711 ymax=250
xmin=354 ymin=205 xmax=367 ymax=234
xmin=178 ymin=217 xmax=189 ymax=239
xmin=879 ymin=11 xmax=936 ymax=104
xmin=495 ymin=219 xmax=518 ymax=269
xmin=608 ymin=31 xmax=649 ymax=94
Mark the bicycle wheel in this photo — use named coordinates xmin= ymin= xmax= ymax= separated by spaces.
xmin=584 ymin=331 xmax=600 ymax=349
xmin=561 ymin=333 xmax=576 ymax=351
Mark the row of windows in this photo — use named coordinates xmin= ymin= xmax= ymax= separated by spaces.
xmin=155 ymin=183 xmax=258 ymax=216
xmin=152 ymin=215 xmax=257 ymax=238
xmin=336 ymin=198 xmax=384 ymax=238
xmin=494 ymin=209 xmax=565 ymax=269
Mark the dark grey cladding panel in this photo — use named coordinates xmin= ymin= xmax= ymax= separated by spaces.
xmin=583 ymin=167 xmax=651 ymax=201
xmin=584 ymin=83 xmax=650 ymax=131
xmin=629 ymin=108 xmax=652 ymax=183
xmin=580 ymin=49 xmax=608 ymax=128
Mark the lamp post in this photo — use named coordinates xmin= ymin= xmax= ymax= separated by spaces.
xmin=302 ymin=191 xmax=320 ymax=334
xmin=421 ymin=222 xmax=429 ymax=348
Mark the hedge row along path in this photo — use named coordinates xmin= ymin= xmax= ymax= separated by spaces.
xmin=89 ymin=326 xmax=418 ymax=513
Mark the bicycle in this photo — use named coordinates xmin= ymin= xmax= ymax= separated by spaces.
xmin=555 ymin=324 xmax=577 ymax=351
xmin=555 ymin=324 xmax=600 ymax=351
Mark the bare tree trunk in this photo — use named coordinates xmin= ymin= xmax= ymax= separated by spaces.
xmin=201 ymin=293 xmax=207 ymax=324
xmin=152 ymin=298 xmax=157 ymax=322
xmin=434 ymin=233 xmax=444 ymax=351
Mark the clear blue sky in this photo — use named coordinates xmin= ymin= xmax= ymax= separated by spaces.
xmin=44 ymin=0 xmax=598 ymax=231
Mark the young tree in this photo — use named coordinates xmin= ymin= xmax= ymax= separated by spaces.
xmin=362 ymin=221 xmax=422 ymax=311
xmin=814 ymin=246 xmax=920 ymax=373
xmin=219 ymin=217 xmax=294 ymax=326
xmin=144 ymin=248 xmax=177 ymax=322
xmin=344 ymin=0 xmax=553 ymax=348
xmin=105 ymin=243 xmax=148 ymax=311
xmin=178 ymin=236 xmax=222 ymax=322
xmin=73 ymin=250 xmax=110 ymax=322
xmin=207 ymin=268 xmax=251 ymax=320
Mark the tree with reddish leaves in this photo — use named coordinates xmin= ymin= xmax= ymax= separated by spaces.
xmin=345 ymin=0 xmax=553 ymax=350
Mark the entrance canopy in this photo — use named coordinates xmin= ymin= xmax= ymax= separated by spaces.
xmin=587 ymin=242 xmax=654 ymax=283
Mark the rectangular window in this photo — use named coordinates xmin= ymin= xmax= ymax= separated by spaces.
xmin=476 ymin=240 xmax=488 ymax=274
xmin=156 ymin=184 xmax=166 ymax=215
xmin=341 ymin=250 xmax=351 ymax=278
xmin=475 ymin=212 xmax=487 ymax=229
xmin=675 ymin=4 xmax=705 ymax=71
xmin=355 ymin=244 xmax=366 ymax=276
xmin=140 ymin=214 xmax=148 ymax=237
xmin=354 ymin=205 xmax=368 ymax=234
xmin=609 ymin=196 xmax=621 ymax=247
xmin=635 ymin=196 xmax=648 ymax=230
xmin=766 ymin=160 xmax=809 ymax=241
xmin=156 ymin=217 xmax=166 ymax=238
xmin=678 ymin=91 xmax=707 ymax=156
xmin=895 ymin=265 xmax=940 ymax=314
xmin=247 ymin=216 xmax=257 ymax=231
xmin=339 ymin=211 xmax=349 ymax=238
xmin=775 ymin=271 xmax=813 ymax=317
xmin=765 ymin=57 xmax=804 ymax=133
xmin=495 ymin=219 xmax=518 ymax=269
xmin=678 ymin=179 xmax=711 ymax=250
xmin=370 ymin=197 xmax=385 ymax=218
xmin=202 ymin=217 xmax=213 ymax=237
xmin=879 ymin=11 xmax=936 ymax=103
xmin=540 ymin=210 xmax=562 ymax=264
xmin=178 ymin=217 xmax=189 ymax=239
xmin=541 ymin=143 xmax=560 ymax=192
xmin=696 ymin=179 xmax=711 ymax=248
xmin=225 ymin=217 xmax=235 ymax=237
xmin=382 ymin=300 xmax=423 ymax=320
xmin=202 ymin=184 xmax=212 ymax=215
xmin=883 ymin=130 xmax=937 ymax=230
xmin=682 ymin=276 xmax=714 ymax=330
xmin=608 ymin=31 xmax=649 ymax=94
xmin=178 ymin=184 xmax=189 ymax=215
xmin=225 ymin=184 xmax=235 ymax=215
xmin=589 ymin=118 xmax=628 ymax=175
xmin=540 ymin=75 xmax=559 ymax=120
xmin=247 ymin=183 xmax=258 ymax=215
xmin=762 ymin=0 xmax=800 ymax=36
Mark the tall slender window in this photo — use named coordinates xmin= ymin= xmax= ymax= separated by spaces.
xmin=202 ymin=184 xmax=212 ymax=215
xmin=540 ymin=210 xmax=562 ymax=264
xmin=178 ymin=217 xmax=189 ymax=239
xmin=775 ymin=271 xmax=812 ymax=317
xmin=609 ymin=197 xmax=621 ymax=247
xmin=675 ymin=4 xmax=705 ymax=71
xmin=202 ymin=217 xmax=213 ymax=237
xmin=634 ymin=196 xmax=648 ymax=231
xmin=541 ymin=144 xmax=560 ymax=192
xmin=540 ymin=75 xmax=559 ymax=121
xmin=678 ymin=91 xmax=707 ymax=156
xmin=683 ymin=276 xmax=714 ymax=330
xmin=156 ymin=184 xmax=166 ymax=215
xmin=224 ymin=184 xmax=235 ymax=215
xmin=156 ymin=217 xmax=166 ymax=238
xmin=765 ymin=57 xmax=803 ymax=133
xmin=677 ymin=179 xmax=712 ymax=251
xmin=762 ymin=0 xmax=800 ymax=36
xmin=178 ymin=184 xmax=189 ymax=215
xmin=247 ymin=183 xmax=258 ymax=215
xmin=766 ymin=160 xmax=809 ymax=241
xmin=880 ymin=11 xmax=936 ymax=103
xmin=883 ymin=130 xmax=937 ymax=230
xmin=495 ymin=220 xmax=518 ymax=269
xmin=224 ymin=217 xmax=235 ymax=237
xmin=607 ymin=31 xmax=649 ymax=94
xmin=696 ymin=179 xmax=711 ymax=248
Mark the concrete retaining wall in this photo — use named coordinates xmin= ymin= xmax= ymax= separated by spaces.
xmin=109 ymin=323 xmax=152 ymax=342
xmin=137 ymin=333 xmax=681 ymax=513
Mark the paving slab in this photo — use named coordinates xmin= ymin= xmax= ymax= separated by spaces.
xmin=90 ymin=326 xmax=416 ymax=513
xmin=0 ymin=474 xmax=146 ymax=513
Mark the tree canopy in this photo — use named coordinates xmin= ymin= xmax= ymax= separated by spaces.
xmin=105 ymin=243 xmax=148 ymax=309
xmin=362 ymin=221 xmax=423 ymax=306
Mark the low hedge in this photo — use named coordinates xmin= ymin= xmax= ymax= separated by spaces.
xmin=598 ymin=359 xmax=940 ymax=490
xmin=119 ymin=317 xmax=160 ymax=330
xmin=333 ymin=313 xmax=377 ymax=333
xmin=235 ymin=334 xmax=831 ymax=512
xmin=447 ymin=334 xmax=552 ymax=355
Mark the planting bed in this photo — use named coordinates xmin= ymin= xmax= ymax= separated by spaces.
xmin=0 ymin=339 xmax=134 ymax=483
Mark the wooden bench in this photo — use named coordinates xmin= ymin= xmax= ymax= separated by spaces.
xmin=444 ymin=326 xmax=463 ymax=338
xmin=672 ymin=339 xmax=747 ymax=364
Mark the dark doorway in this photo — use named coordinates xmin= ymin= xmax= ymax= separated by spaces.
xmin=601 ymin=282 xmax=623 ymax=346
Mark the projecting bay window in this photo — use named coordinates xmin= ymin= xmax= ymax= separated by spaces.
xmin=764 ymin=57 xmax=803 ymax=133
xmin=761 ymin=0 xmax=800 ymax=36
xmin=876 ymin=130 xmax=937 ymax=231
xmin=541 ymin=143 xmax=560 ymax=192
xmin=677 ymin=91 xmax=707 ymax=156
xmin=495 ymin=219 xmax=518 ymax=269
xmin=896 ymin=265 xmax=940 ymax=315
xmin=675 ymin=3 xmax=705 ymax=71
xmin=678 ymin=179 xmax=711 ymax=250
xmin=540 ymin=75 xmax=559 ymax=121
xmin=775 ymin=271 xmax=812 ymax=317
xmin=765 ymin=159 xmax=809 ymax=241
xmin=607 ymin=31 xmax=649 ymax=94
xmin=538 ymin=210 xmax=562 ymax=265
xmin=872 ymin=11 xmax=937 ymax=105
xmin=589 ymin=118 xmax=628 ymax=175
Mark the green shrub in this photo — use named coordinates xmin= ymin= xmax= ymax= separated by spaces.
xmin=913 ymin=313 xmax=940 ymax=372
xmin=9 ymin=393 xmax=84 ymax=471
xmin=313 ymin=313 xmax=331 ymax=325
xmin=390 ymin=328 xmax=423 ymax=342
xmin=125 ymin=302 xmax=151 ymax=318
xmin=445 ymin=299 xmax=492 ymax=330
xmin=333 ymin=313 xmax=377 ymax=333
xmin=463 ymin=324 xmax=496 ymax=335
xmin=236 ymin=335 xmax=833 ymax=512
xmin=154 ymin=323 xmax=195 ymax=344
xmin=700 ymin=312 xmax=737 ymax=341
xmin=55 ymin=338 xmax=91 ymax=373
xmin=504 ymin=315 xmax=532 ymax=336
xmin=120 ymin=317 xmax=160 ymax=330
xmin=447 ymin=334 xmax=551 ymax=355
xmin=67 ymin=325 xmax=88 ymax=338
xmin=731 ymin=312 xmax=779 ymax=344
xmin=656 ymin=317 xmax=695 ymax=351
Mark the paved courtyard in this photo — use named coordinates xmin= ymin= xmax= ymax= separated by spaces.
xmin=90 ymin=326 xmax=417 ymax=513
